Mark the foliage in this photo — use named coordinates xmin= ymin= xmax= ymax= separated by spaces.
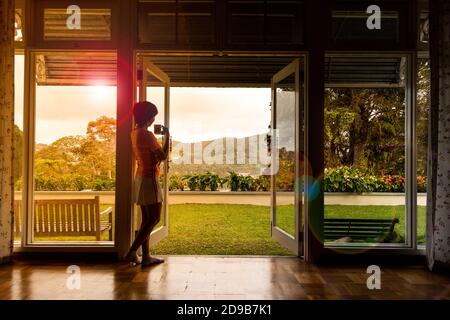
xmin=417 ymin=175 xmax=427 ymax=193
xmin=323 ymin=166 xmax=427 ymax=193
xmin=325 ymin=87 xmax=406 ymax=175
xmin=200 ymin=172 xmax=221 ymax=191
xmin=226 ymin=171 xmax=240 ymax=191
xmin=183 ymin=173 xmax=201 ymax=191
xmin=34 ymin=174 xmax=115 ymax=191
xmin=26 ymin=116 xmax=117 ymax=191
xmin=169 ymin=174 xmax=186 ymax=191
xmin=324 ymin=166 xmax=380 ymax=192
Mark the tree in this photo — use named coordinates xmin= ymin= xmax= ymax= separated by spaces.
xmin=33 ymin=116 xmax=117 ymax=190
xmin=83 ymin=116 xmax=116 ymax=179
xmin=87 ymin=115 xmax=116 ymax=143
xmin=325 ymin=87 xmax=406 ymax=175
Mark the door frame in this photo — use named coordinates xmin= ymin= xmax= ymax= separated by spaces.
xmin=135 ymin=53 xmax=171 ymax=246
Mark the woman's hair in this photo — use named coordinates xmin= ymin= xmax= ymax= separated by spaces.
xmin=133 ymin=101 xmax=158 ymax=127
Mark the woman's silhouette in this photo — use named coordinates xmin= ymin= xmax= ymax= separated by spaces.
xmin=125 ymin=101 xmax=169 ymax=267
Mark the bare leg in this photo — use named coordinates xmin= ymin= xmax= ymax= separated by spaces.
xmin=142 ymin=203 xmax=164 ymax=267
xmin=129 ymin=205 xmax=156 ymax=253
xmin=142 ymin=203 xmax=161 ymax=255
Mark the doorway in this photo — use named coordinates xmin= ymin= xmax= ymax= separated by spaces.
xmin=133 ymin=52 xmax=307 ymax=257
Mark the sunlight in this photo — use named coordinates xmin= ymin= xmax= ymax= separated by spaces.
xmin=89 ymin=84 xmax=112 ymax=101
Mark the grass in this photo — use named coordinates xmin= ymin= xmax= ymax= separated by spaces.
xmin=325 ymin=205 xmax=426 ymax=244
xmin=152 ymin=204 xmax=426 ymax=255
xmin=19 ymin=204 xmax=427 ymax=254
xmin=152 ymin=204 xmax=293 ymax=256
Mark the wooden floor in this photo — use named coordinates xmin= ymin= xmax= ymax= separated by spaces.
xmin=0 ymin=256 xmax=449 ymax=300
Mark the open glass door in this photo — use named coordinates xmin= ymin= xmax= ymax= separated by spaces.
xmin=136 ymin=55 xmax=171 ymax=246
xmin=270 ymin=58 xmax=304 ymax=256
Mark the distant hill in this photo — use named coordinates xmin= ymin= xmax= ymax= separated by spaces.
xmin=169 ymin=134 xmax=271 ymax=177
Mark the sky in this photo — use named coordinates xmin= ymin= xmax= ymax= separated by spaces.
xmin=14 ymin=56 xmax=271 ymax=145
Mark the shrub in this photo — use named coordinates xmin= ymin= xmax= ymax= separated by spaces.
xmin=226 ymin=171 xmax=240 ymax=191
xmin=169 ymin=174 xmax=186 ymax=191
xmin=183 ymin=174 xmax=200 ymax=191
xmin=222 ymin=172 xmax=261 ymax=191
xmin=255 ymin=175 xmax=270 ymax=191
xmin=323 ymin=166 xmax=420 ymax=193
xmin=381 ymin=175 xmax=405 ymax=192
xmin=239 ymin=175 xmax=257 ymax=191
xmin=92 ymin=177 xmax=115 ymax=191
xmin=417 ymin=175 xmax=427 ymax=192
xmin=33 ymin=174 xmax=115 ymax=191
xmin=324 ymin=166 xmax=377 ymax=192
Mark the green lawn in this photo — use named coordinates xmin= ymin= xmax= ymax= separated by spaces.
xmin=152 ymin=204 xmax=294 ymax=256
xmin=152 ymin=204 xmax=426 ymax=255
xmin=21 ymin=204 xmax=426 ymax=254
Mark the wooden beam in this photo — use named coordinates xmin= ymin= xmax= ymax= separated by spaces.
xmin=115 ymin=0 xmax=135 ymax=260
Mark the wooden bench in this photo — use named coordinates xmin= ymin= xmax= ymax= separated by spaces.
xmin=14 ymin=196 xmax=113 ymax=241
xmin=324 ymin=218 xmax=399 ymax=243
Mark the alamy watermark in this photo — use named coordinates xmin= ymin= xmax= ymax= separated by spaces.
xmin=66 ymin=5 xmax=81 ymax=30
xmin=66 ymin=265 xmax=81 ymax=290
xmin=366 ymin=5 xmax=382 ymax=30
xmin=366 ymin=265 xmax=381 ymax=290
xmin=170 ymin=130 xmax=280 ymax=175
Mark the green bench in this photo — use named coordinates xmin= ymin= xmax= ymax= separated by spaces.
xmin=324 ymin=218 xmax=399 ymax=243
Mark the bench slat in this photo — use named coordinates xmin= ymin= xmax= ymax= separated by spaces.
xmin=14 ymin=198 xmax=112 ymax=241
xmin=324 ymin=217 xmax=399 ymax=242
xmin=325 ymin=218 xmax=394 ymax=222
xmin=325 ymin=227 xmax=391 ymax=232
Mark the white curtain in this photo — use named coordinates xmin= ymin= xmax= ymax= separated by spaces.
xmin=0 ymin=0 xmax=15 ymax=264
xmin=427 ymin=0 xmax=450 ymax=271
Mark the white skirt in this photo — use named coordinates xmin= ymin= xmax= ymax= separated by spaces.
xmin=134 ymin=176 xmax=163 ymax=205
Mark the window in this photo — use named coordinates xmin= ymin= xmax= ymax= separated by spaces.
xmin=138 ymin=0 xmax=216 ymax=46
xmin=34 ymin=0 xmax=117 ymax=46
xmin=324 ymin=55 xmax=410 ymax=247
xmin=227 ymin=0 xmax=304 ymax=46
xmin=30 ymin=52 xmax=117 ymax=244
xmin=332 ymin=10 xmax=399 ymax=42
xmin=43 ymin=8 xmax=112 ymax=41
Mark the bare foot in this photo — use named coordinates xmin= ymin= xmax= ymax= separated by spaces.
xmin=142 ymin=256 xmax=164 ymax=267
xmin=124 ymin=251 xmax=142 ymax=266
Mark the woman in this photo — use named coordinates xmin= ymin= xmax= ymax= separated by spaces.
xmin=125 ymin=101 xmax=170 ymax=267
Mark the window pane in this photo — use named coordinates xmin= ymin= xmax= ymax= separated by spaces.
xmin=274 ymin=73 xmax=296 ymax=237
xmin=32 ymin=52 xmax=116 ymax=244
xmin=332 ymin=10 xmax=399 ymax=42
xmin=14 ymin=54 xmax=25 ymax=244
xmin=324 ymin=63 xmax=407 ymax=245
xmin=44 ymin=8 xmax=112 ymax=41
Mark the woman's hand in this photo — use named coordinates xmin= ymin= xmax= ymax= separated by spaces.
xmin=161 ymin=127 xmax=170 ymax=158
